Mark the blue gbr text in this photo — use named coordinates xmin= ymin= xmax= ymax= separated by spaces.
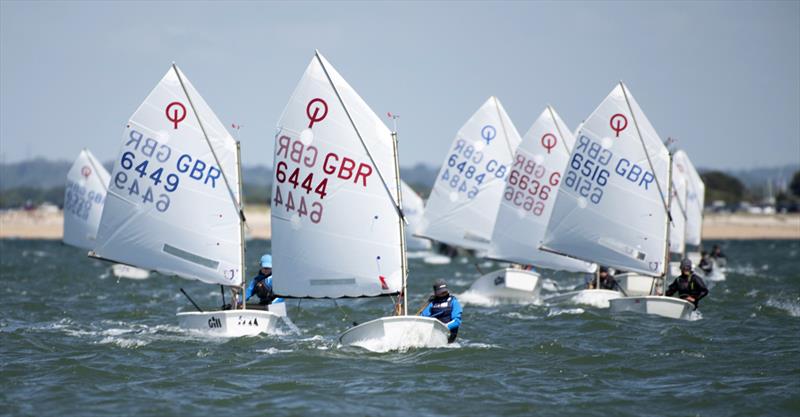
xmin=563 ymin=136 xmax=612 ymax=204
xmin=64 ymin=181 xmax=103 ymax=221
xmin=112 ymin=129 xmax=224 ymax=213
xmin=439 ymin=139 xmax=509 ymax=199
xmin=564 ymin=135 xmax=657 ymax=205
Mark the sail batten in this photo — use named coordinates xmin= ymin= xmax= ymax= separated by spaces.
xmin=543 ymin=83 xmax=670 ymax=276
xmin=271 ymin=52 xmax=403 ymax=299
xmin=93 ymin=65 xmax=243 ymax=287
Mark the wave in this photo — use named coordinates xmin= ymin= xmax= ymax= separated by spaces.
xmin=765 ymin=297 xmax=800 ymax=317
xmin=547 ymin=307 xmax=585 ymax=317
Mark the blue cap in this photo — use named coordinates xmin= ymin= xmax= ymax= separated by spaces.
xmin=260 ymin=254 xmax=272 ymax=268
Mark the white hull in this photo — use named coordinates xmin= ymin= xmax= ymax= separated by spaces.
xmin=423 ymin=254 xmax=452 ymax=265
xmin=687 ymin=251 xmax=701 ymax=266
xmin=609 ymin=296 xmax=694 ymax=320
xmin=338 ymin=316 xmax=450 ymax=351
xmin=614 ymin=272 xmax=662 ymax=297
xmin=545 ymin=289 xmax=623 ymax=308
xmin=111 ymin=264 xmax=150 ymax=280
xmin=176 ymin=309 xmax=281 ymax=337
xmin=468 ymin=268 xmax=541 ymax=301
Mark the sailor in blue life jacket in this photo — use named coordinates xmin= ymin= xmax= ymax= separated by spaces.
xmin=666 ymin=258 xmax=709 ymax=309
xmin=420 ymin=279 xmax=462 ymax=343
xmin=245 ymin=254 xmax=284 ymax=306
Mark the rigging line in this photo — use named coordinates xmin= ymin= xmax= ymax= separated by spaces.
xmin=172 ymin=63 xmax=245 ymax=223
xmin=314 ymin=51 xmax=405 ymax=222
xmin=619 ymin=81 xmax=671 ymax=220
xmin=547 ymin=105 xmax=573 ymax=155
xmin=492 ymin=96 xmax=516 ymax=161
xmin=83 ymin=149 xmax=109 ymax=193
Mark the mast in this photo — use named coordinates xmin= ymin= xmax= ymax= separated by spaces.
xmin=662 ymin=152 xmax=674 ymax=295
xmin=236 ymin=141 xmax=246 ymax=310
xmin=391 ymin=128 xmax=408 ymax=315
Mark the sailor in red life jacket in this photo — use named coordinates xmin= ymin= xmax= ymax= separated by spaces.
xmin=420 ymin=279 xmax=463 ymax=343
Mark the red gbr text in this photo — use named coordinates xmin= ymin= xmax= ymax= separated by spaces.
xmin=275 ymin=135 xmax=373 ymax=188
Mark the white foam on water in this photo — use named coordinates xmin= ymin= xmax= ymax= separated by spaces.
xmin=504 ymin=312 xmax=540 ymax=320
xmin=746 ymin=289 xmax=759 ymax=297
xmin=541 ymin=278 xmax=566 ymax=293
xmin=687 ymin=309 xmax=704 ymax=321
xmin=98 ymin=336 xmax=149 ymax=348
xmin=458 ymin=341 xmax=499 ymax=349
xmin=546 ymin=307 xmax=585 ymax=317
xmin=569 ymin=291 xmax=616 ymax=308
xmin=256 ymin=347 xmax=294 ymax=355
xmin=766 ymin=298 xmax=800 ymax=317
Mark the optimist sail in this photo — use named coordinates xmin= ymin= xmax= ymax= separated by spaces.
xmin=418 ymin=97 xmax=522 ymax=251
xmin=270 ymin=51 xmax=403 ymax=298
xmin=680 ymin=152 xmax=705 ymax=246
xmin=401 ymin=181 xmax=432 ymax=251
xmin=669 ymin=150 xmax=689 ymax=254
xmin=93 ymin=65 xmax=243 ymax=287
xmin=542 ymin=83 xmax=671 ymax=277
xmin=63 ymin=149 xmax=111 ymax=250
xmin=487 ymin=106 xmax=595 ymax=273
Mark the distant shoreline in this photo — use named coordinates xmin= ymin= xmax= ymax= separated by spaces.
xmin=1 ymin=206 xmax=798 ymax=240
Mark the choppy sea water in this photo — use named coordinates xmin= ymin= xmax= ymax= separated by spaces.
xmin=1 ymin=239 xmax=798 ymax=416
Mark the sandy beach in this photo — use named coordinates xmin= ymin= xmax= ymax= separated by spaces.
xmin=1 ymin=206 xmax=798 ymax=240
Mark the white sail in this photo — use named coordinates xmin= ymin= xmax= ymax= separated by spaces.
xmin=270 ymin=51 xmax=403 ymax=298
xmin=63 ymin=149 xmax=111 ymax=250
xmin=487 ymin=106 xmax=595 ymax=273
xmin=669 ymin=150 xmax=689 ymax=254
xmin=542 ymin=83 xmax=671 ymax=276
xmin=679 ymin=152 xmax=705 ymax=246
xmin=401 ymin=181 xmax=432 ymax=251
xmin=93 ymin=65 xmax=243 ymax=287
xmin=418 ymin=97 xmax=522 ymax=251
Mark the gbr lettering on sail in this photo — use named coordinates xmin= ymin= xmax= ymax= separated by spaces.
xmin=562 ymin=113 xmax=657 ymax=205
xmin=272 ymin=98 xmax=374 ymax=225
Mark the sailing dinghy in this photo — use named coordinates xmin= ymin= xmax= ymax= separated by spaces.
xmin=91 ymin=64 xmax=280 ymax=336
xmin=417 ymin=97 xmax=537 ymax=301
xmin=270 ymin=51 xmax=449 ymax=350
xmin=542 ymin=82 xmax=694 ymax=320
xmin=401 ymin=181 xmax=433 ymax=252
xmin=484 ymin=106 xmax=601 ymax=304
xmin=63 ymin=149 xmax=150 ymax=280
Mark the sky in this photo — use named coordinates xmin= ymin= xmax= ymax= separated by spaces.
xmin=1 ymin=1 xmax=798 ymax=171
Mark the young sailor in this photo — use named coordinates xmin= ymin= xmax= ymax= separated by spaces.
xmin=698 ymin=251 xmax=714 ymax=275
xmin=710 ymin=244 xmax=727 ymax=268
xmin=420 ymin=279 xmax=462 ymax=343
xmin=666 ymin=259 xmax=709 ymax=308
xmin=245 ymin=254 xmax=284 ymax=307
xmin=587 ymin=266 xmax=620 ymax=291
